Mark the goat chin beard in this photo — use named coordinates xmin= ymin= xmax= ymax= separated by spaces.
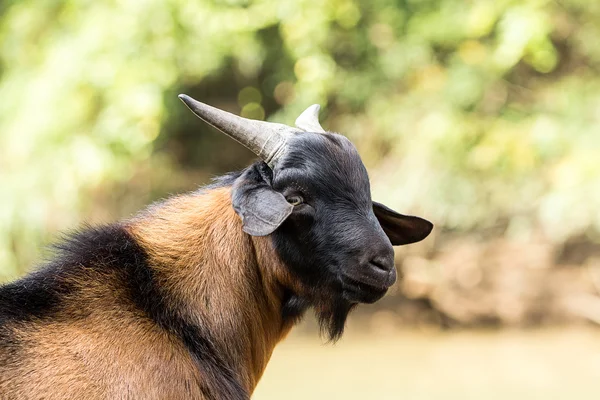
xmin=315 ymin=299 xmax=356 ymax=342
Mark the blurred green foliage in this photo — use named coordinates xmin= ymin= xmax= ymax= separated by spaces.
xmin=1 ymin=0 xmax=600 ymax=280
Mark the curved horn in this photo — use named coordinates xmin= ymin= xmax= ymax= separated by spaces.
xmin=295 ymin=104 xmax=325 ymax=133
xmin=178 ymin=94 xmax=300 ymax=168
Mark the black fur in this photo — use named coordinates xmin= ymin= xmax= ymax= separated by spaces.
xmin=231 ymin=133 xmax=399 ymax=341
xmin=225 ymin=135 xmax=430 ymax=341
xmin=272 ymin=134 xmax=382 ymax=340
xmin=0 ymin=225 xmax=247 ymax=400
xmin=0 ymin=263 xmax=74 ymax=325
xmin=281 ymin=290 xmax=310 ymax=325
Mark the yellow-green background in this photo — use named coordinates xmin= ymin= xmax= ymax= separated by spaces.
xmin=1 ymin=0 xmax=600 ymax=398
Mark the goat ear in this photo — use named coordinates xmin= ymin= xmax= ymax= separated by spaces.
xmin=232 ymin=166 xmax=293 ymax=236
xmin=373 ymin=201 xmax=433 ymax=246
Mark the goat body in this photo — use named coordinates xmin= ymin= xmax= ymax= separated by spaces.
xmin=0 ymin=98 xmax=433 ymax=399
xmin=0 ymin=185 xmax=292 ymax=399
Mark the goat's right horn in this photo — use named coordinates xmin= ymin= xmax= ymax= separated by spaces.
xmin=178 ymin=94 xmax=301 ymax=168
xmin=295 ymin=104 xmax=326 ymax=133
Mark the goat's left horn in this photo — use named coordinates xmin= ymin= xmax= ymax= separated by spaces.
xmin=295 ymin=104 xmax=326 ymax=133
xmin=178 ymin=94 xmax=301 ymax=168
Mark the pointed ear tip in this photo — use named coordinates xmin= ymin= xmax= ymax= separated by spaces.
xmin=419 ymin=220 xmax=434 ymax=240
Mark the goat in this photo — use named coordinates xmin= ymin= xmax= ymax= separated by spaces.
xmin=0 ymin=95 xmax=433 ymax=399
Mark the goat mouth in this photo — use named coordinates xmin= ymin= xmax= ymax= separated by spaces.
xmin=340 ymin=274 xmax=389 ymax=304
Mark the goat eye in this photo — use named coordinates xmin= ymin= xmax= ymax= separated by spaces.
xmin=286 ymin=195 xmax=304 ymax=206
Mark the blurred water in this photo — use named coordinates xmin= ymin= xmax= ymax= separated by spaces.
xmin=254 ymin=328 xmax=600 ymax=400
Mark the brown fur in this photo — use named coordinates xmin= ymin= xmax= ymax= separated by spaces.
xmin=129 ymin=187 xmax=299 ymax=391
xmin=0 ymin=187 xmax=298 ymax=399
xmin=0 ymin=267 xmax=204 ymax=399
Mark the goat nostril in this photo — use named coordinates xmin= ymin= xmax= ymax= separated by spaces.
xmin=369 ymin=258 xmax=392 ymax=272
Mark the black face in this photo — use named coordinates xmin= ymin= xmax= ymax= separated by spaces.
xmin=231 ymin=132 xmax=433 ymax=340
